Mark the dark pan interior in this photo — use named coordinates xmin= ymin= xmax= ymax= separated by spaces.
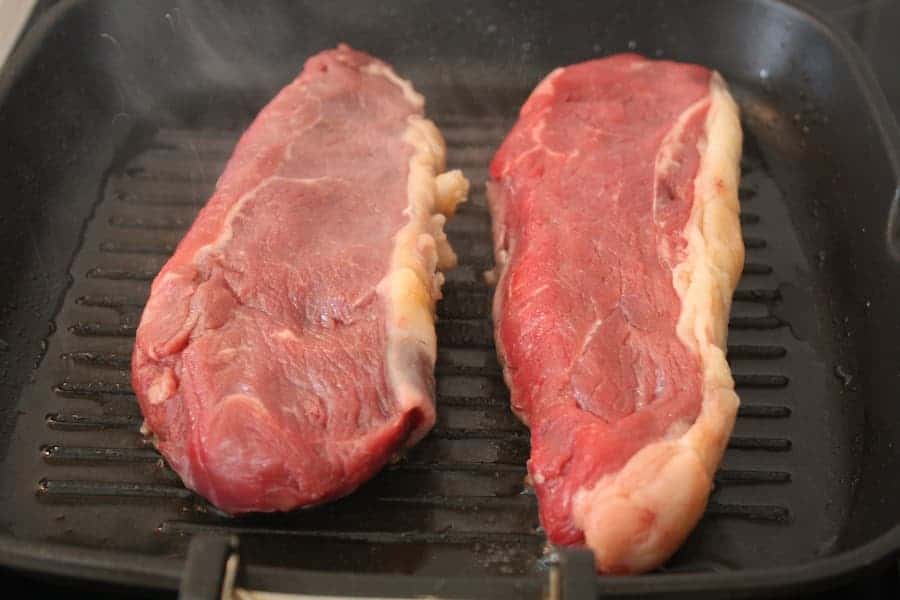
xmin=0 ymin=0 xmax=898 ymax=595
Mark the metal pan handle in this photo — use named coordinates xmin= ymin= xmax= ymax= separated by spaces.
xmin=178 ymin=535 xmax=599 ymax=600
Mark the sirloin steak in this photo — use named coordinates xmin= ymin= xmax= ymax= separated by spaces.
xmin=488 ymin=54 xmax=743 ymax=573
xmin=132 ymin=45 xmax=468 ymax=513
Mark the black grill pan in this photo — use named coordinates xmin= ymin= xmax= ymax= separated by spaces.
xmin=0 ymin=0 xmax=898 ymax=597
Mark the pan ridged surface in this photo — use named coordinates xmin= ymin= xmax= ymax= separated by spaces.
xmin=6 ymin=105 xmax=814 ymax=577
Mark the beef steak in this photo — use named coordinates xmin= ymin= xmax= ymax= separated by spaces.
xmin=132 ymin=45 xmax=468 ymax=513
xmin=488 ymin=53 xmax=743 ymax=573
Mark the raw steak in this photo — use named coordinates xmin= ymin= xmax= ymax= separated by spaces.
xmin=488 ymin=54 xmax=743 ymax=573
xmin=132 ymin=45 xmax=468 ymax=513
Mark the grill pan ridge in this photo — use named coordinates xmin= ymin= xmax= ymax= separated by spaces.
xmin=0 ymin=0 xmax=898 ymax=597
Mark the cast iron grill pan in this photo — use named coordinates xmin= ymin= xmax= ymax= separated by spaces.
xmin=0 ymin=0 xmax=898 ymax=597
xmin=0 ymin=107 xmax=844 ymax=574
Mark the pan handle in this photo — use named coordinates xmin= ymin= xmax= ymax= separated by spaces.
xmin=178 ymin=534 xmax=236 ymax=600
xmin=178 ymin=535 xmax=596 ymax=600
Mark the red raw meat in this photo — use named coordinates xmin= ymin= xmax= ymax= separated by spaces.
xmin=132 ymin=45 xmax=468 ymax=513
xmin=489 ymin=54 xmax=744 ymax=573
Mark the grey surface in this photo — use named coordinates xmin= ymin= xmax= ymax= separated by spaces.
xmin=0 ymin=0 xmax=37 ymax=70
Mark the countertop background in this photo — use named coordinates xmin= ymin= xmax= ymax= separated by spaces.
xmin=0 ymin=0 xmax=897 ymax=598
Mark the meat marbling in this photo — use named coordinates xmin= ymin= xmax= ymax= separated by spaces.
xmin=132 ymin=45 xmax=469 ymax=513
xmin=488 ymin=54 xmax=743 ymax=573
